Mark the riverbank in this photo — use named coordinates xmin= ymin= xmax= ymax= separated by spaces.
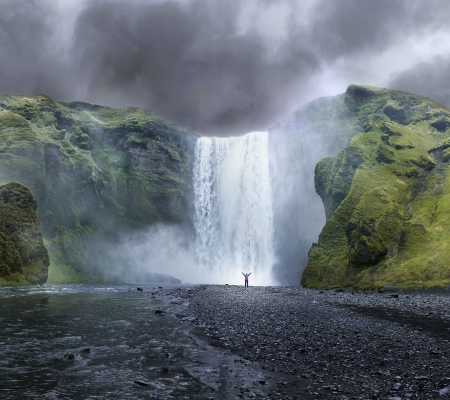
xmin=178 ymin=285 xmax=450 ymax=399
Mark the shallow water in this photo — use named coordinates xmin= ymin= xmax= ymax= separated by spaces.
xmin=0 ymin=283 xmax=266 ymax=399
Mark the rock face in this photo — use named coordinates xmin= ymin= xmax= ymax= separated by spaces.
xmin=0 ymin=95 xmax=196 ymax=283
xmin=269 ymin=90 xmax=363 ymax=284
xmin=0 ymin=181 xmax=49 ymax=285
xmin=302 ymin=85 xmax=450 ymax=289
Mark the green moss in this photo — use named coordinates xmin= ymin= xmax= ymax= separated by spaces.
xmin=0 ymin=94 xmax=196 ymax=283
xmin=0 ymin=181 xmax=49 ymax=285
xmin=303 ymin=85 xmax=450 ymax=289
xmin=47 ymin=263 xmax=84 ymax=283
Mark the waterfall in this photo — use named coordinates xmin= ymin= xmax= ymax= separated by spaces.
xmin=193 ymin=132 xmax=275 ymax=285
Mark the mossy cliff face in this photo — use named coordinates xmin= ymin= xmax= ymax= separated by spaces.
xmin=0 ymin=95 xmax=196 ymax=283
xmin=0 ymin=181 xmax=49 ymax=285
xmin=302 ymin=85 xmax=450 ymax=289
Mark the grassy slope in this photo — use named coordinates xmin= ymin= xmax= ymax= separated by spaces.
xmin=0 ymin=95 xmax=195 ymax=283
xmin=302 ymin=85 xmax=450 ymax=289
xmin=0 ymin=181 xmax=49 ymax=285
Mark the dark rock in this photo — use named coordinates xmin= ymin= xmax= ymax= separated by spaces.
xmin=389 ymin=293 xmax=399 ymax=298
xmin=154 ymin=309 xmax=165 ymax=315
xmin=0 ymin=182 xmax=49 ymax=285
xmin=431 ymin=119 xmax=450 ymax=132
xmin=134 ymin=380 xmax=149 ymax=386
xmin=381 ymin=134 xmax=390 ymax=145
xmin=137 ymin=287 xmax=143 ymax=291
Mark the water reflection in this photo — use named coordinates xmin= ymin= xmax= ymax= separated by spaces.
xmin=1 ymin=283 xmax=253 ymax=399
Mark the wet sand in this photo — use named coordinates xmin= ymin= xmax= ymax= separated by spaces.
xmin=177 ymin=285 xmax=450 ymax=399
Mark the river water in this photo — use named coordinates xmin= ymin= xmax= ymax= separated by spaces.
xmin=0 ymin=283 xmax=267 ymax=399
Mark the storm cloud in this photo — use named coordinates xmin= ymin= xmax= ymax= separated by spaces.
xmin=1 ymin=0 xmax=450 ymax=134
xmin=388 ymin=55 xmax=450 ymax=108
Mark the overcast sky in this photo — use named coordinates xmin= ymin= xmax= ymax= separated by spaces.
xmin=1 ymin=0 xmax=450 ymax=136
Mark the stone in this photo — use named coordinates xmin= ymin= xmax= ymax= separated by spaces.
xmin=134 ymin=380 xmax=149 ymax=386
xmin=0 ymin=182 xmax=49 ymax=285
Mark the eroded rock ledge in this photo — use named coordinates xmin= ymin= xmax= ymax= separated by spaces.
xmin=0 ymin=181 xmax=49 ymax=285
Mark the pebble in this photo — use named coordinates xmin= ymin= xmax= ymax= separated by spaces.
xmin=177 ymin=285 xmax=450 ymax=399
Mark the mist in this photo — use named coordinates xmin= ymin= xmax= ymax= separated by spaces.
xmin=103 ymin=224 xmax=198 ymax=284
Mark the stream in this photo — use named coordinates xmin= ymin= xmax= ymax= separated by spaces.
xmin=0 ymin=283 xmax=266 ymax=399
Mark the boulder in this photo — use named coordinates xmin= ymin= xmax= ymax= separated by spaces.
xmin=0 ymin=182 xmax=49 ymax=285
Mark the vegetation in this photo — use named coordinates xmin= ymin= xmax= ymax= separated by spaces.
xmin=0 ymin=181 xmax=49 ymax=285
xmin=302 ymin=85 xmax=450 ymax=289
xmin=0 ymin=95 xmax=196 ymax=284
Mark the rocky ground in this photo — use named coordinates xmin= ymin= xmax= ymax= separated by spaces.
xmin=175 ymin=285 xmax=450 ymax=399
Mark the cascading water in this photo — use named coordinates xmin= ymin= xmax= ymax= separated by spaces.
xmin=193 ymin=132 xmax=276 ymax=285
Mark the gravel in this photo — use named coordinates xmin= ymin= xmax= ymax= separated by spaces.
xmin=175 ymin=285 xmax=450 ymax=399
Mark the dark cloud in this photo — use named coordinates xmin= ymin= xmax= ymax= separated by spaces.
xmin=0 ymin=1 xmax=57 ymax=93
xmin=70 ymin=0 xmax=319 ymax=135
xmin=308 ymin=0 xmax=407 ymax=60
xmin=1 ymin=0 xmax=450 ymax=134
xmin=388 ymin=55 xmax=450 ymax=108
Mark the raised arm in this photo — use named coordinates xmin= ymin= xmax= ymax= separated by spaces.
xmin=248 ymin=272 xmax=252 ymax=276
xmin=242 ymin=272 xmax=245 ymax=276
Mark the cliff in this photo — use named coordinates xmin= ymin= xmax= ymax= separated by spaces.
xmin=0 ymin=95 xmax=196 ymax=283
xmin=269 ymin=90 xmax=362 ymax=284
xmin=0 ymin=181 xmax=49 ymax=285
xmin=302 ymin=85 xmax=450 ymax=289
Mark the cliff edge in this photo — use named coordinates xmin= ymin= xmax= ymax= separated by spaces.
xmin=302 ymin=85 xmax=450 ymax=289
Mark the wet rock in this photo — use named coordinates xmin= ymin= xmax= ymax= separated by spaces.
xmin=137 ymin=287 xmax=143 ymax=292
xmin=439 ymin=386 xmax=450 ymax=397
xmin=0 ymin=182 xmax=49 ymax=285
xmin=64 ymin=353 xmax=75 ymax=360
xmin=134 ymin=380 xmax=149 ymax=386
xmin=180 ymin=285 xmax=450 ymax=399
xmin=154 ymin=309 xmax=165 ymax=315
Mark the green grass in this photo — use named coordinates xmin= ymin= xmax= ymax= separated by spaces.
xmin=302 ymin=85 xmax=450 ymax=289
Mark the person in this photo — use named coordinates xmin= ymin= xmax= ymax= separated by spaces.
xmin=241 ymin=272 xmax=252 ymax=287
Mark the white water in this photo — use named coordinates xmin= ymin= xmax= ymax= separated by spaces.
xmin=193 ymin=132 xmax=276 ymax=285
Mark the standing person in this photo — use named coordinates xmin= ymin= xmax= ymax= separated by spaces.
xmin=241 ymin=272 xmax=252 ymax=287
